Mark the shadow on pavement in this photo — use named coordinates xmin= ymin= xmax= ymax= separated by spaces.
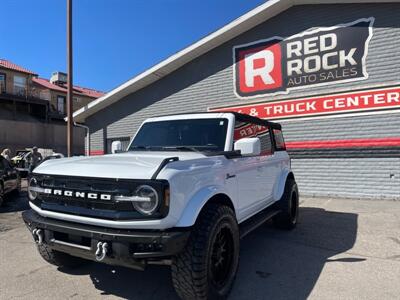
xmin=62 ymin=263 xmax=178 ymax=300
xmin=59 ymin=206 xmax=359 ymax=300
xmin=230 ymin=207 xmax=360 ymax=300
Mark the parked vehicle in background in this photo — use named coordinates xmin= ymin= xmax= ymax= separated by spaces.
xmin=22 ymin=112 xmax=299 ymax=300
xmin=11 ymin=148 xmax=62 ymax=177
xmin=11 ymin=150 xmax=31 ymax=168
xmin=0 ymin=156 xmax=21 ymax=206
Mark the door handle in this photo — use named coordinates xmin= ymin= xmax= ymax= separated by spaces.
xmin=226 ymin=173 xmax=236 ymax=179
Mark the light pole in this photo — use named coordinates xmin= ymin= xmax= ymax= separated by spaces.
xmin=66 ymin=0 xmax=73 ymax=157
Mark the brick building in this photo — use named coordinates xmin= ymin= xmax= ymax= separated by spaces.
xmin=73 ymin=0 xmax=400 ymax=200
xmin=0 ymin=59 xmax=104 ymax=154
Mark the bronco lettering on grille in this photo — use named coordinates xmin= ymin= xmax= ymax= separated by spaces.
xmin=43 ymin=188 xmax=112 ymax=200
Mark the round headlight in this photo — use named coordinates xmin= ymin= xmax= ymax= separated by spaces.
xmin=132 ymin=185 xmax=159 ymax=215
xmin=28 ymin=177 xmax=38 ymax=201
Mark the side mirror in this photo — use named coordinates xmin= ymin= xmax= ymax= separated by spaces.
xmin=111 ymin=141 xmax=122 ymax=154
xmin=234 ymin=137 xmax=261 ymax=156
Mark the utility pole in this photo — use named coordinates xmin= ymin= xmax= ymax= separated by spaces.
xmin=67 ymin=0 xmax=73 ymax=157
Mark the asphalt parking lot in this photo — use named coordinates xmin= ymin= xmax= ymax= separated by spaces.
xmin=0 ymin=188 xmax=399 ymax=300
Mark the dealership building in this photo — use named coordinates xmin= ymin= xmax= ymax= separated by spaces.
xmin=73 ymin=0 xmax=400 ymax=200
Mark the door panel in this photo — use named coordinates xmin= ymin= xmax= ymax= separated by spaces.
xmin=259 ymin=153 xmax=281 ymax=203
xmin=233 ymin=118 xmax=276 ymax=221
xmin=234 ymin=156 xmax=263 ymax=220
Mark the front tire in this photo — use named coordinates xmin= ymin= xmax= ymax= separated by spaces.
xmin=172 ymin=204 xmax=240 ymax=300
xmin=273 ymin=178 xmax=299 ymax=230
xmin=37 ymin=243 xmax=87 ymax=269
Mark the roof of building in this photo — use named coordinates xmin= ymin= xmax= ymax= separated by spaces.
xmin=72 ymin=85 xmax=105 ymax=98
xmin=0 ymin=59 xmax=37 ymax=75
xmin=72 ymin=0 xmax=400 ymax=122
xmin=32 ymin=77 xmax=105 ymax=99
xmin=32 ymin=77 xmax=67 ymax=93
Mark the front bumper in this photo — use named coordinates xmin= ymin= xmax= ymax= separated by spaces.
xmin=22 ymin=209 xmax=190 ymax=270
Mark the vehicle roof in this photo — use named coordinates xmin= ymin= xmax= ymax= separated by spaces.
xmin=231 ymin=112 xmax=281 ymax=130
xmin=144 ymin=112 xmax=282 ymax=130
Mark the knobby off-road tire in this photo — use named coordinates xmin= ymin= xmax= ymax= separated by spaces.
xmin=37 ymin=243 xmax=87 ymax=269
xmin=171 ymin=204 xmax=240 ymax=300
xmin=273 ymin=178 xmax=299 ymax=230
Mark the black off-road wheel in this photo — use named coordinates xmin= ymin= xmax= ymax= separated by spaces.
xmin=171 ymin=204 xmax=240 ymax=300
xmin=37 ymin=243 xmax=87 ymax=269
xmin=273 ymin=178 xmax=299 ymax=230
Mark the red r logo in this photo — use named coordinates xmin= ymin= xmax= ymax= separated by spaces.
xmin=235 ymin=41 xmax=283 ymax=97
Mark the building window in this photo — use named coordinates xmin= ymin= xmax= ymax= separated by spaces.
xmin=73 ymin=97 xmax=80 ymax=103
xmin=57 ymin=95 xmax=66 ymax=115
xmin=0 ymin=73 xmax=6 ymax=93
xmin=14 ymin=75 xmax=26 ymax=96
xmin=39 ymin=90 xmax=51 ymax=101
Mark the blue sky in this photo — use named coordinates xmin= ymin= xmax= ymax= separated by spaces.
xmin=0 ymin=0 xmax=265 ymax=92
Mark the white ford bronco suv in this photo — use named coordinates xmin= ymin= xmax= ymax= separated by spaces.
xmin=23 ymin=112 xmax=299 ymax=300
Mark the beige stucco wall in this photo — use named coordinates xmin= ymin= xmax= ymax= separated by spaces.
xmin=0 ymin=67 xmax=96 ymax=114
xmin=48 ymin=91 xmax=94 ymax=113
xmin=0 ymin=68 xmax=34 ymax=96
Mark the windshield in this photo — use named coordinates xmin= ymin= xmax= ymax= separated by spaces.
xmin=128 ymin=118 xmax=228 ymax=152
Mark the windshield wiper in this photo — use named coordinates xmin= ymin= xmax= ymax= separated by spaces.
xmin=161 ymin=146 xmax=201 ymax=153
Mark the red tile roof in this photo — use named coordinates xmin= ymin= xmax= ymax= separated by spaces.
xmin=32 ymin=77 xmax=66 ymax=93
xmin=32 ymin=77 xmax=105 ymax=99
xmin=65 ymin=85 xmax=105 ymax=98
xmin=0 ymin=59 xmax=37 ymax=75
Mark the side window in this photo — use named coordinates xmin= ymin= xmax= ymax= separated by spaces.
xmin=57 ymin=96 xmax=66 ymax=115
xmin=14 ymin=75 xmax=27 ymax=96
xmin=273 ymin=129 xmax=286 ymax=151
xmin=234 ymin=121 xmax=272 ymax=155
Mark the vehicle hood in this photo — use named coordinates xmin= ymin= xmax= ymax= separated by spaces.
xmin=33 ymin=151 xmax=207 ymax=180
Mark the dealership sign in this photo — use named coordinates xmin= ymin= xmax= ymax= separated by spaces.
xmin=233 ymin=18 xmax=374 ymax=98
xmin=210 ymin=86 xmax=400 ymax=120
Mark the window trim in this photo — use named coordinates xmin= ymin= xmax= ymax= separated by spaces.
xmin=13 ymin=75 xmax=27 ymax=96
xmin=0 ymin=72 xmax=6 ymax=93
xmin=272 ymin=129 xmax=286 ymax=151
xmin=269 ymin=126 xmax=276 ymax=154
xmin=57 ymin=95 xmax=66 ymax=115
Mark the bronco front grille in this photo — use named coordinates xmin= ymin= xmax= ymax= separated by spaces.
xmin=31 ymin=174 xmax=169 ymax=220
